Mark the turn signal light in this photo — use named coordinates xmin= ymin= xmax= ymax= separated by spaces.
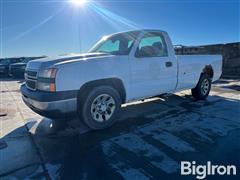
xmin=50 ymin=83 xmax=56 ymax=92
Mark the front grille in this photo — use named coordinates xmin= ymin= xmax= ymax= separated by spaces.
xmin=25 ymin=70 xmax=37 ymax=91
xmin=25 ymin=70 xmax=37 ymax=78
xmin=26 ymin=80 xmax=37 ymax=90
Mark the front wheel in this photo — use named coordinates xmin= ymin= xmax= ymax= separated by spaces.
xmin=78 ymin=86 xmax=121 ymax=130
xmin=191 ymin=74 xmax=211 ymax=100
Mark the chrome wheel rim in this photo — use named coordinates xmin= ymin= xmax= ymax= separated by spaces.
xmin=201 ymin=79 xmax=210 ymax=95
xmin=90 ymin=94 xmax=116 ymax=122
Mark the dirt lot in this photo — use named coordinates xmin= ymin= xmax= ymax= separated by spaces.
xmin=0 ymin=78 xmax=239 ymax=180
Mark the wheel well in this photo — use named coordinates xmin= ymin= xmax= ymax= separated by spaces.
xmin=202 ymin=65 xmax=214 ymax=79
xmin=78 ymin=78 xmax=126 ymax=103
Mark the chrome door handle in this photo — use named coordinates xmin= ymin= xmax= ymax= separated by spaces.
xmin=165 ymin=61 xmax=173 ymax=67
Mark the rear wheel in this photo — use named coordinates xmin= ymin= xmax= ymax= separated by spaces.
xmin=78 ymin=86 xmax=121 ymax=130
xmin=191 ymin=74 xmax=211 ymax=100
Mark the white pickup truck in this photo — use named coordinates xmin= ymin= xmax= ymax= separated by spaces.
xmin=21 ymin=29 xmax=222 ymax=129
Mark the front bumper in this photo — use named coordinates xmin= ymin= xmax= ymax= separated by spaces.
xmin=21 ymin=84 xmax=78 ymax=119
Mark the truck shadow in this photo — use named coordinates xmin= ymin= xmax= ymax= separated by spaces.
xmin=1 ymin=94 xmax=240 ymax=179
xmin=26 ymin=94 xmax=196 ymax=138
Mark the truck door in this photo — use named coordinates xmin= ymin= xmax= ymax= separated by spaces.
xmin=129 ymin=31 xmax=177 ymax=100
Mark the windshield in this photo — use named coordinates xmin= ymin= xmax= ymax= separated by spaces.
xmin=89 ymin=31 xmax=140 ymax=55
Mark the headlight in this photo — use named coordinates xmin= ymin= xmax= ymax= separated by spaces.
xmin=38 ymin=68 xmax=57 ymax=78
xmin=37 ymin=82 xmax=56 ymax=92
xmin=37 ymin=68 xmax=57 ymax=92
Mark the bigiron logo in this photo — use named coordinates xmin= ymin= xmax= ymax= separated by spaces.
xmin=181 ymin=161 xmax=237 ymax=179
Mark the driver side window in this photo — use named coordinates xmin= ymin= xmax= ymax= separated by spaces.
xmin=135 ymin=32 xmax=168 ymax=58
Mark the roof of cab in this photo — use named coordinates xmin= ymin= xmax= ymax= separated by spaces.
xmin=107 ymin=29 xmax=167 ymax=37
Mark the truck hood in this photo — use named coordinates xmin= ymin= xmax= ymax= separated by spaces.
xmin=26 ymin=52 xmax=111 ymax=70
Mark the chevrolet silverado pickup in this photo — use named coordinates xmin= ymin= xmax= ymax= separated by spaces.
xmin=21 ymin=30 xmax=222 ymax=129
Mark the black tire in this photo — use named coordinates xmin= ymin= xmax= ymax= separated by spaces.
xmin=78 ymin=86 xmax=121 ymax=130
xmin=191 ymin=74 xmax=211 ymax=100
